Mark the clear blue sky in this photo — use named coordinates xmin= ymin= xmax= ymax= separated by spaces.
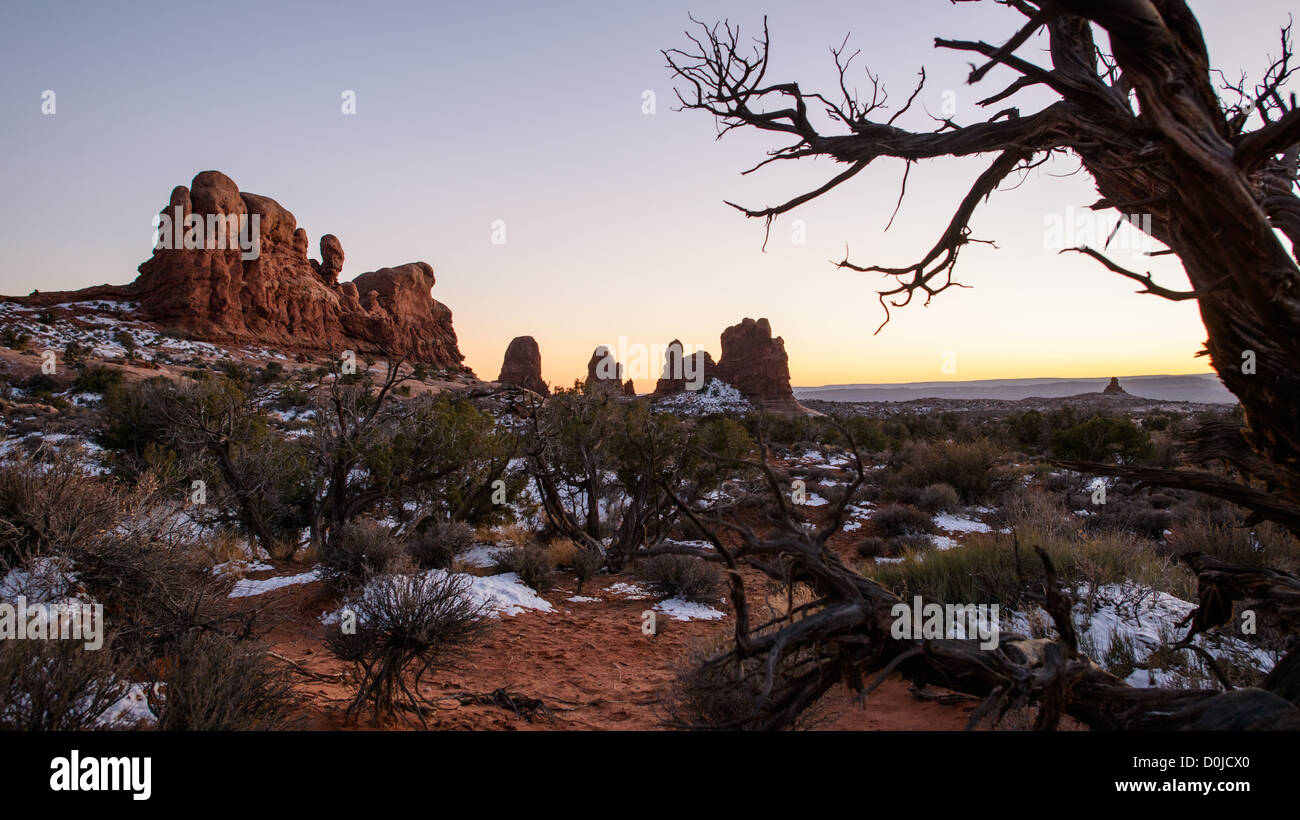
xmin=1 ymin=0 xmax=1293 ymax=388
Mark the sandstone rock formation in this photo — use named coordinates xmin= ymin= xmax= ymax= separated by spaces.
xmin=497 ymin=336 xmax=548 ymax=395
xmin=586 ymin=346 xmax=627 ymax=393
xmin=1103 ymin=376 xmax=1128 ymax=395
xmin=714 ymin=317 xmax=799 ymax=409
xmin=652 ymin=339 xmax=716 ymax=397
xmin=312 ymin=234 xmax=345 ymax=286
xmin=13 ymin=171 xmax=466 ymax=369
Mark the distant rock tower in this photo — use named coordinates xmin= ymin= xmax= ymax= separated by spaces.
xmin=497 ymin=335 xmax=548 ymax=395
xmin=1103 ymin=377 xmax=1127 ymax=395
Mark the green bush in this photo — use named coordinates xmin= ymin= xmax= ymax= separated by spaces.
xmin=893 ymin=438 xmax=1006 ymax=503
xmin=1050 ymin=415 xmax=1153 ymax=464
xmin=72 ymin=365 xmax=124 ymax=394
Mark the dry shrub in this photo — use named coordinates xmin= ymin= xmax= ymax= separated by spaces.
xmin=148 ymin=631 xmax=297 ymax=730
xmin=319 ymin=520 xmax=405 ymax=590
xmin=855 ymin=536 xmax=890 ymax=559
xmin=0 ymin=636 xmax=128 ymax=730
xmin=406 ymin=520 xmax=475 ymax=570
xmin=570 ymin=542 xmax=605 ymax=594
xmin=662 ymin=631 xmax=825 ymax=730
xmin=547 ymin=537 xmax=578 ymax=568
xmin=73 ymin=521 xmax=238 ymax=656
xmin=197 ymin=529 xmax=251 ymax=567
xmin=872 ymin=504 xmax=936 ymax=538
xmin=893 ymin=438 xmax=1006 ymax=503
xmin=634 ymin=554 xmax=721 ymax=602
xmin=325 ymin=571 xmax=487 ymax=727
xmin=546 ymin=537 xmax=605 ymax=593
xmin=916 ymin=483 xmax=961 ymax=513
xmin=0 ymin=448 xmax=119 ymax=564
xmin=493 ymin=544 xmax=555 ymax=592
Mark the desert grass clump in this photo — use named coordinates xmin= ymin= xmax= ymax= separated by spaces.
xmin=634 ymin=554 xmax=721 ymax=602
xmin=147 ymin=631 xmax=297 ymax=730
xmin=1166 ymin=505 xmax=1299 ymax=572
xmin=865 ymin=527 xmax=1195 ymax=610
xmin=325 ymin=571 xmax=487 ymax=727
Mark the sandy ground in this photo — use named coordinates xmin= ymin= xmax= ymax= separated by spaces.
xmin=248 ymin=560 xmax=976 ymax=731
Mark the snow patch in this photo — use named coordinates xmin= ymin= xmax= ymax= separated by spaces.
xmin=656 ymin=597 xmax=725 ymax=621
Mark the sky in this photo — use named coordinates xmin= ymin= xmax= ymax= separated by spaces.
xmin=0 ymin=0 xmax=1294 ymax=391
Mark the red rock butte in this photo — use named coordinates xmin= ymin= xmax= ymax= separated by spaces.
xmin=8 ymin=170 xmax=467 ymax=370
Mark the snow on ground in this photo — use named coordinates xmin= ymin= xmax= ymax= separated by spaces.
xmin=655 ymin=597 xmax=725 ymax=621
xmin=1007 ymin=581 xmax=1276 ymax=688
xmin=320 ymin=569 xmax=555 ymax=623
xmin=98 ymin=683 xmax=157 ymax=729
xmin=566 ymin=595 xmax=601 ymax=603
xmin=211 ymin=559 xmax=274 ymax=576
xmin=662 ymin=538 xmax=714 ymax=551
xmin=652 ymin=379 xmax=752 ymax=415
xmin=800 ymin=492 xmax=829 ymax=507
xmin=846 ymin=502 xmax=873 ymax=519
xmin=0 ymin=557 xmax=82 ymax=604
xmin=932 ymin=512 xmax=992 ymax=534
xmin=228 ymin=568 xmax=322 ymax=598
xmin=453 ymin=571 xmax=554 ymax=617
xmin=458 ymin=544 xmax=504 ymax=569
xmin=603 ymin=582 xmax=651 ymax=599
xmin=928 ymin=535 xmax=960 ymax=550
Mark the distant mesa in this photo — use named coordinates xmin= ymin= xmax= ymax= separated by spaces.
xmin=8 ymin=170 xmax=466 ymax=370
xmin=1103 ymin=376 xmax=1128 ymax=395
xmin=497 ymin=335 xmax=548 ymax=395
